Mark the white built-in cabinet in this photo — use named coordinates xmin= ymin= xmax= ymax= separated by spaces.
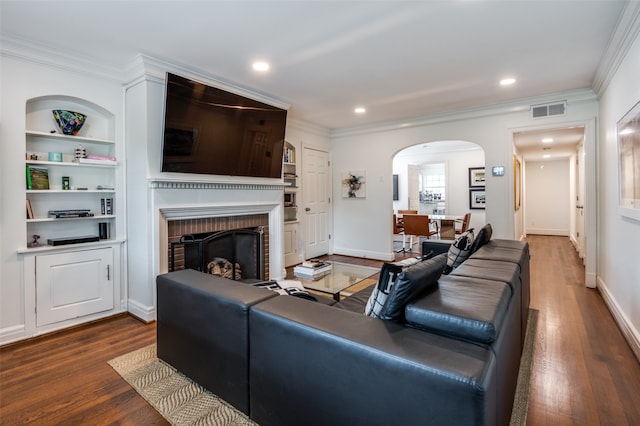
xmin=19 ymin=95 xmax=124 ymax=330
xmin=283 ymin=141 xmax=303 ymax=266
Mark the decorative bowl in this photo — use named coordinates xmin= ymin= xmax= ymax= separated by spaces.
xmin=52 ymin=109 xmax=87 ymax=136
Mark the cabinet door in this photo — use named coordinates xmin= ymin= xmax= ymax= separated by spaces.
xmin=36 ymin=247 xmax=114 ymax=326
xmin=284 ymin=223 xmax=298 ymax=267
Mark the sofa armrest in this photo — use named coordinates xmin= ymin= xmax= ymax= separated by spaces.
xmin=156 ymin=269 xmax=276 ymax=414
xmin=249 ymin=296 xmax=497 ymax=426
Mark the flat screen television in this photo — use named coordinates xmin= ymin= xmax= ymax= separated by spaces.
xmin=161 ymin=72 xmax=287 ymax=179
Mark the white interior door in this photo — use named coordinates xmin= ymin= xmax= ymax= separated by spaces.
xmin=303 ymin=147 xmax=331 ymax=259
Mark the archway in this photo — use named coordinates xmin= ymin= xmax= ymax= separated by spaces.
xmin=392 ymin=140 xmax=485 ymax=252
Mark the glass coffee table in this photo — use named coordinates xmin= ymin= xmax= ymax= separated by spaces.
xmin=292 ymin=262 xmax=379 ymax=301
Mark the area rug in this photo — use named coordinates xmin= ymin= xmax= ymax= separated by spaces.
xmin=108 ymin=345 xmax=256 ymax=426
xmin=510 ymin=308 xmax=539 ymax=426
xmin=110 ymin=309 xmax=539 ymax=426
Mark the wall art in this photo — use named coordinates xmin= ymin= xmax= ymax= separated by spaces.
xmin=617 ymin=100 xmax=640 ymax=220
xmin=469 ymin=188 xmax=486 ymax=209
xmin=468 ymin=167 xmax=486 ymax=187
xmin=342 ymin=170 xmax=366 ymax=198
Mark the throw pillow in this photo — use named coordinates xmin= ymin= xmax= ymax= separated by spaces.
xmin=378 ymin=253 xmax=447 ymax=322
xmin=443 ymin=229 xmax=475 ymax=274
xmin=364 ymin=257 xmax=421 ymax=318
xmin=470 ymin=223 xmax=492 ymax=253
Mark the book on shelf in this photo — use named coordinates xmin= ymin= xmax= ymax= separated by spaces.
xmin=26 ymin=199 xmax=34 ymax=219
xmin=283 ymin=146 xmax=295 ymax=163
xmin=74 ymin=157 xmax=117 ymax=165
xmin=26 ymin=165 xmax=49 ymax=190
xmin=101 ymin=197 xmax=114 ymax=215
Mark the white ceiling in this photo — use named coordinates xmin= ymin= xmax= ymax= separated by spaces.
xmin=1 ymin=1 xmax=628 ymax=133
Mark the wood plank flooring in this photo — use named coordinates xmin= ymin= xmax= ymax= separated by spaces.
xmin=1 ymin=235 xmax=639 ymax=424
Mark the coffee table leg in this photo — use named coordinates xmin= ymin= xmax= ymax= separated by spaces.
xmin=333 ymin=292 xmax=340 ymax=302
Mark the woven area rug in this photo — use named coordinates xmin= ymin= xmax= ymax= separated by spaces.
xmin=108 ymin=345 xmax=256 ymax=426
xmin=110 ymin=309 xmax=538 ymax=425
xmin=510 ymin=308 xmax=539 ymax=426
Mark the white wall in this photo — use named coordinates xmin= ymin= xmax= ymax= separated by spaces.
xmin=597 ymin=27 xmax=640 ymax=358
xmin=0 ymin=53 xmax=124 ymax=342
xmin=330 ymin=97 xmax=598 ymax=261
xmin=525 ymin=159 xmax=571 ymax=235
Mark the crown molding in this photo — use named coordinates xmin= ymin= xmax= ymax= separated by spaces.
xmin=0 ymin=35 xmax=125 ymax=83
xmin=592 ymin=1 xmax=640 ymax=97
xmin=123 ymin=54 xmax=291 ymax=110
xmin=331 ymin=88 xmax=598 ymax=139
xmin=286 ymin=117 xmax=331 ymax=138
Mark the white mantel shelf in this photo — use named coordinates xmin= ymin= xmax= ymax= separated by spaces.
xmin=149 ymin=178 xmax=286 ymax=191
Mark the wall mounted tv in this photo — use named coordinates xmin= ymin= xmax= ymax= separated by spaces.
xmin=161 ymin=72 xmax=287 ymax=179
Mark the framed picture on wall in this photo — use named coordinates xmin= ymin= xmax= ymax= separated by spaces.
xmin=617 ymin=99 xmax=640 ymax=220
xmin=469 ymin=189 xmax=486 ymax=209
xmin=469 ymin=167 xmax=486 ymax=187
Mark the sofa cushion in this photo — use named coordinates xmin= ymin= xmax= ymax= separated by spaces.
xmin=365 ymin=254 xmax=446 ymax=321
xmin=470 ymin=223 xmax=492 ymax=253
xmin=444 ymin=229 xmax=475 ymax=274
xmin=405 ymin=275 xmax=510 ymax=343
xmin=364 ymin=257 xmax=421 ymax=318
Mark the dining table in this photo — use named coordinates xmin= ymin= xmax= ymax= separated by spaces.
xmin=429 ymin=214 xmax=463 ymax=240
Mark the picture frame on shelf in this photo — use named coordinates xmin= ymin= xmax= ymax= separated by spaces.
xmin=468 ymin=167 xmax=486 ymax=187
xmin=617 ymin=99 xmax=640 ymax=220
xmin=469 ymin=188 xmax=486 ymax=209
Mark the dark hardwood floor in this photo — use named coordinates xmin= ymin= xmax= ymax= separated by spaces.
xmin=1 ymin=235 xmax=639 ymax=424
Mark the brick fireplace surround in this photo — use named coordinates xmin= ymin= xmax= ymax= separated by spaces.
xmin=167 ymin=214 xmax=270 ymax=278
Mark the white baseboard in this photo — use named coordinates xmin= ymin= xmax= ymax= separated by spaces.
xmin=597 ymin=277 xmax=640 ymax=363
xmin=127 ymin=299 xmax=156 ymax=322
xmin=0 ymin=324 xmax=26 ymax=346
xmin=526 ymin=228 xmax=569 ymax=236
xmin=332 ymin=246 xmax=394 ymax=262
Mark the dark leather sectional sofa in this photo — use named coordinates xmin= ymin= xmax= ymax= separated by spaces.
xmin=156 ymin=236 xmax=530 ymax=426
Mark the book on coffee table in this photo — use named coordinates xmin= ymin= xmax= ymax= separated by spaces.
xmin=293 ymin=261 xmax=333 ymax=279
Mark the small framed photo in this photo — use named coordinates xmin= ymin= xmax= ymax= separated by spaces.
xmin=469 ymin=189 xmax=486 ymax=210
xmin=469 ymin=167 xmax=486 ymax=187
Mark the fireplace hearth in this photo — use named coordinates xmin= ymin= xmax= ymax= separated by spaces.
xmin=170 ymin=227 xmax=265 ymax=281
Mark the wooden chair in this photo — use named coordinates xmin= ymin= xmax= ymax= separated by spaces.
xmin=393 ymin=214 xmax=406 ymax=252
xmin=455 ymin=212 xmax=471 ymax=235
xmin=402 ymin=214 xmax=439 ymax=252
xmin=398 ymin=209 xmax=418 ymax=215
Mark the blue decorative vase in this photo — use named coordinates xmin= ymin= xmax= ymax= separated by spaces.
xmin=52 ymin=110 xmax=87 ymax=136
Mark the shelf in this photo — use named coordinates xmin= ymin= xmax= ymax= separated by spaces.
xmin=26 ymin=130 xmax=115 ymax=145
xmin=17 ymin=238 xmax=125 ymax=254
xmin=27 ymin=214 xmax=115 ymax=223
xmin=27 ymin=189 xmax=115 ymax=194
xmin=26 ymin=160 xmax=116 ymax=168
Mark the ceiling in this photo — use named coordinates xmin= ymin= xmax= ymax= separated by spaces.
xmin=0 ymin=1 xmax=628 ymax=134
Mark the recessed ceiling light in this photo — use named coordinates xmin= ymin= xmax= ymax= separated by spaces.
xmin=543 ymin=154 xmax=551 ymax=158
xmin=252 ymin=61 xmax=270 ymax=72
xmin=542 ymin=138 xmax=553 ymax=143
xmin=354 ymin=107 xmax=366 ymax=114
xmin=500 ymin=77 xmax=516 ymax=86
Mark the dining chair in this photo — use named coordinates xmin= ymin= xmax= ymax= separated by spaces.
xmin=398 ymin=209 xmax=418 ymax=215
xmin=455 ymin=212 xmax=471 ymax=235
xmin=393 ymin=214 xmax=407 ymax=252
xmin=402 ymin=214 xmax=439 ymax=252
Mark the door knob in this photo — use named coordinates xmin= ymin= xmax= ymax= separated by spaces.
xmin=305 ymin=207 xmax=311 ymax=212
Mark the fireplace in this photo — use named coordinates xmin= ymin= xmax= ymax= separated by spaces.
xmin=170 ymin=227 xmax=265 ymax=281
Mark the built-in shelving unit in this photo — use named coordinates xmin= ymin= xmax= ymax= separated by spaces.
xmin=23 ymin=96 xmax=118 ymax=251
xmin=283 ymin=141 xmax=303 ymax=266
xmin=20 ymin=95 xmax=122 ymax=329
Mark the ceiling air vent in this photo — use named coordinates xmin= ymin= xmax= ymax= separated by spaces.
xmin=531 ymin=101 xmax=566 ymax=119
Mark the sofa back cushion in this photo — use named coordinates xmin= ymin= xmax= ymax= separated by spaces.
xmin=470 ymin=223 xmax=492 ymax=253
xmin=444 ymin=229 xmax=475 ymax=274
xmin=365 ymin=254 xmax=446 ymax=321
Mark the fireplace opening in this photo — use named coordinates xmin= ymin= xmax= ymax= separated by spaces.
xmin=170 ymin=226 xmax=265 ymax=282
